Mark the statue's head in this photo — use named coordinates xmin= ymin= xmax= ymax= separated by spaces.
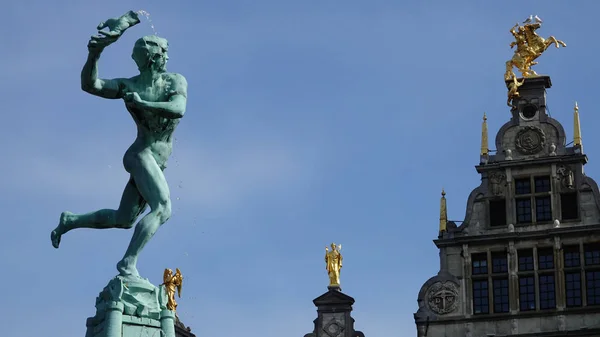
xmin=132 ymin=35 xmax=169 ymax=72
xmin=331 ymin=243 xmax=336 ymax=250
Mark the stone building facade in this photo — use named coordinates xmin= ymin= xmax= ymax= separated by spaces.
xmin=414 ymin=75 xmax=600 ymax=336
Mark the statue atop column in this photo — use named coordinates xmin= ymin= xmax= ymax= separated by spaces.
xmin=50 ymin=10 xmax=188 ymax=279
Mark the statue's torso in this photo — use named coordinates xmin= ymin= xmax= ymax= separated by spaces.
xmin=122 ymin=72 xmax=183 ymax=169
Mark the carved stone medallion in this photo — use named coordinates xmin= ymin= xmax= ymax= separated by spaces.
xmin=515 ymin=126 xmax=546 ymax=155
xmin=426 ymin=281 xmax=459 ymax=315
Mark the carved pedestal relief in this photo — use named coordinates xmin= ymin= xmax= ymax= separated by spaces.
xmin=511 ymin=318 xmax=518 ymax=334
xmin=426 ymin=281 xmax=459 ymax=315
xmin=465 ymin=322 xmax=473 ymax=337
xmin=557 ymin=165 xmax=575 ymax=189
xmin=321 ymin=313 xmax=345 ymax=337
xmin=489 ymin=171 xmax=507 ymax=196
xmin=515 ymin=126 xmax=546 ymax=155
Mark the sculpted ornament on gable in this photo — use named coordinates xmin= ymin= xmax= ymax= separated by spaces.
xmin=426 ymin=281 xmax=459 ymax=315
xmin=557 ymin=165 xmax=575 ymax=189
xmin=488 ymin=171 xmax=507 ymax=196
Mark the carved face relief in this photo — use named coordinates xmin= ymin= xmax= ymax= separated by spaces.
xmin=515 ymin=126 xmax=546 ymax=155
xmin=488 ymin=171 xmax=507 ymax=196
xmin=426 ymin=281 xmax=459 ymax=315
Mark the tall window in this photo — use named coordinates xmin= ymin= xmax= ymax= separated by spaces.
xmin=471 ymin=252 xmax=509 ymax=314
xmin=518 ymin=249 xmax=536 ymax=311
xmin=537 ymin=248 xmax=556 ymax=309
xmin=492 ymin=252 xmax=510 ymax=313
xmin=514 ymin=176 xmax=552 ymax=224
xmin=585 ymin=244 xmax=600 ymax=305
xmin=564 ymin=245 xmax=582 ymax=307
xmin=472 ymin=253 xmax=489 ymax=314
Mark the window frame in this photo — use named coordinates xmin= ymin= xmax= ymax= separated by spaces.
xmin=563 ymin=244 xmax=583 ymax=308
xmin=584 ymin=243 xmax=600 ymax=306
xmin=514 ymin=175 xmax=553 ymax=225
xmin=470 ymin=250 xmax=510 ymax=315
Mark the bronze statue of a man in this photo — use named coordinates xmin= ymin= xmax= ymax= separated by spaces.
xmin=50 ymin=11 xmax=188 ymax=278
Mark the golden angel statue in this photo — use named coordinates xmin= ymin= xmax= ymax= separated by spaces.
xmin=325 ymin=243 xmax=343 ymax=287
xmin=162 ymin=268 xmax=183 ymax=311
xmin=504 ymin=16 xmax=566 ymax=81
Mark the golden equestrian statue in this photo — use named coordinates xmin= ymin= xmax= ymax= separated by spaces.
xmin=162 ymin=268 xmax=183 ymax=311
xmin=325 ymin=243 xmax=343 ymax=287
xmin=504 ymin=16 xmax=566 ymax=106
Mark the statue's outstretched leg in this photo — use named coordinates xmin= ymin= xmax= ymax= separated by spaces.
xmin=117 ymin=154 xmax=171 ymax=278
xmin=51 ymin=178 xmax=147 ymax=248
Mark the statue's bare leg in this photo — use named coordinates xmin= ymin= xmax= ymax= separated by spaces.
xmin=50 ymin=178 xmax=147 ymax=248
xmin=117 ymin=153 xmax=172 ymax=277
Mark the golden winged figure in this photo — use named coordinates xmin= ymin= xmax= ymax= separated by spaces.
xmin=163 ymin=268 xmax=183 ymax=311
xmin=325 ymin=243 xmax=343 ymax=287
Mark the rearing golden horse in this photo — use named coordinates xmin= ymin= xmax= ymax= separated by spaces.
xmin=504 ymin=22 xmax=566 ymax=81
xmin=522 ymin=22 xmax=566 ymax=76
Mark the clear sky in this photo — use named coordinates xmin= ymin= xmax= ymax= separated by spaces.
xmin=2 ymin=1 xmax=600 ymax=336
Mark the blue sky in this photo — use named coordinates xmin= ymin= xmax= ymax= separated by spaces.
xmin=2 ymin=1 xmax=600 ymax=336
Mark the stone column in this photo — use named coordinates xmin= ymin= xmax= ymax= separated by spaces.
xmin=160 ymin=309 xmax=176 ymax=337
xmin=303 ymin=287 xmax=365 ymax=337
xmin=104 ymin=301 xmax=125 ymax=337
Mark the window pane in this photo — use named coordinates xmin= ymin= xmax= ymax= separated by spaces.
xmin=472 ymin=253 xmax=488 ymax=275
xmin=538 ymin=248 xmax=554 ymax=270
xmin=564 ymin=246 xmax=581 ymax=268
xmin=585 ymin=244 xmax=600 ymax=266
xmin=489 ymin=199 xmax=507 ymax=227
xmin=493 ymin=278 xmax=509 ymax=313
xmin=586 ymin=271 xmax=600 ymax=305
xmin=535 ymin=176 xmax=551 ymax=193
xmin=561 ymin=193 xmax=578 ymax=220
xmin=518 ymin=249 xmax=534 ymax=271
xmin=535 ymin=196 xmax=552 ymax=222
xmin=539 ymin=274 xmax=556 ymax=309
xmin=519 ymin=276 xmax=536 ymax=311
xmin=473 ymin=280 xmax=489 ymax=314
xmin=517 ymin=198 xmax=532 ymax=223
xmin=565 ymin=272 xmax=582 ymax=307
xmin=492 ymin=252 xmax=508 ymax=273
xmin=515 ymin=179 xmax=531 ymax=195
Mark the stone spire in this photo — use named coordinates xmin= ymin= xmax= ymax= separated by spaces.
xmin=439 ymin=189 xmax=447 ymax=233
xmin=574 ymin=101 xmax=583 ymax=153
xmin=481 ymin=112 xmax=489 ymax=156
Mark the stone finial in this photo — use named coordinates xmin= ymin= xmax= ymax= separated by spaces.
xmin=505 ymin=149 xmax=513 ymax=160
xmin=549 ymin=143 xmax=557 ymax=156
xmin=439 ymin=189 xmax=448 ymax=232
xmin=574 ymin=101 xmax=583 ymax=153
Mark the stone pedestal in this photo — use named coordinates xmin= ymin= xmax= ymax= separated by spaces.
xmin=84 ymin=275 xmax=176 ymax=337
xmin=303 ymin=287 xmax=365 ymax=337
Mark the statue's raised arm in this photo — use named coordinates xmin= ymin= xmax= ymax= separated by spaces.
xmin=81 ymin=11 xmax=140 ymax=99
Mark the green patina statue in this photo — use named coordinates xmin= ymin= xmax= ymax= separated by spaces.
xmin=51 ymin=10 xmax=188 ymax=279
